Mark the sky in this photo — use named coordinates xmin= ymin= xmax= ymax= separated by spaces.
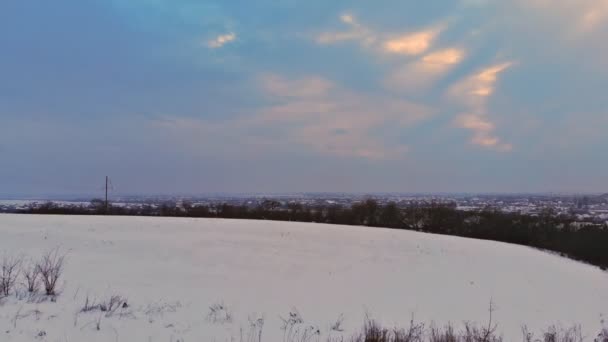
xmin=1 ymin=0 xmax=608 ymax=196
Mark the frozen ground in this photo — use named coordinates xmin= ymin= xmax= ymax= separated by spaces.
xmin=0 ymin=214 xmax=606 ymax=341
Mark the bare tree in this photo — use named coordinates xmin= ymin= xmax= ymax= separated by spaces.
xmin=1 ymin=254 xmax=22 ymax=297
xmin=36 ymin=249 xmax=65 ymax=296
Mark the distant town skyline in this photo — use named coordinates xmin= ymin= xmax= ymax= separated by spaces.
xmin=1 ymin=0 xmax=607 ymax=195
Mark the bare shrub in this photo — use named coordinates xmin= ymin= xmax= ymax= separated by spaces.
xmin=331 ymin=314 xmax=345 ymax=333
xmin=1 ymin=254 xmax=22 ymax=297
xmin=351 ymin=318 xmax=392 ymax=342
xmin=207 ymin=301 xmax=232 ymax=324
xmin=352 ymin=319 xmax=504 ymax=342
xmin=354 ymin=319 xmax=382 ymax=342
xmin=81 ymin=295 xmax=98 ymax=313
xmin=279 ymin=308 xmax=321 ymax=342
xmin=429 ymin=323 xmax=458 ymax=342
xmin=351 ymin=316 xmax=424 ymax=342
xmin=243 ymin=315 xmax=265 ymax=342
xmin=342 ymin=314 xmax=600 ymax=342
xmin=293 ymin=325 xmax=321 ymax=342
xmin=281 ymin=308 xmax=305 ymax=342
xmin=522 ymin=326 xmax=535 ymax=342
xmin=596 ymin=328 xmax=608 ymax=342
xmin=100 ymin=295 xmax=127 ymax=314
xmin=351 ymin=304 xmax=502 ymax=342
xmin=542 ymin=325 xmax=583 ymax=342
xmin=36 ymin=249 xmax=65 ymax=296
xmin=21 ymin=260 xmax=40 ymax=293
xmin=281 ymin=308 xmax=305 ymax=330
xmin=453 ymin=300 xmax=502 ymax=342
xmin=81 ymin=295 xmax=128 ymax=317
xmin=395 ymin=318 xmax=425 ymax=342
xmin=460 ymin=322 xmax=502 ymax=342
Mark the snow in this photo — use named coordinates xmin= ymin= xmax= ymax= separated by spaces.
xmin=0 ymin=200 xmax=36 ymax=206
xmin=0 ymin=214 xmax=607 ymax=341
xmin=0 ymin=200 xmax=91 ymax=208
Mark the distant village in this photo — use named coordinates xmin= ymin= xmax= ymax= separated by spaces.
xmin=2 ymin=193 xmax=607 ymax=228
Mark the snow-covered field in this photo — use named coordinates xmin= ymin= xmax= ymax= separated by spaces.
xmin=0 ymin=214 xmax=607 ymax=341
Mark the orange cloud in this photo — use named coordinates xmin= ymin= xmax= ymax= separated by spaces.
xmin=449 ymin=62 xmax=512 ymax=106
xmin=385 ymin=48 xmax=465 ymax=92
xmin=422 ymin=48 xmax=465 ymax=65
xmin=449 ymin=63 xmax=514 ymax=151
xmin=382 ymin=29 xmax=440 ymax=56
xmin=316 ymin=14 xmax=444 ymax=57
xmin=454 ymin=114 xmax=511 ymax=151
xmin=207 ymin=33 xmax=236 ymax=48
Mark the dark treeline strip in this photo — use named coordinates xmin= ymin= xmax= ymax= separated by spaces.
xmin=17 ymin=199 xmax=608 ymax=270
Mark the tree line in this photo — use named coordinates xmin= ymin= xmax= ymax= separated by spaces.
xmin=18 ymin=198 xmax=608 ymax=270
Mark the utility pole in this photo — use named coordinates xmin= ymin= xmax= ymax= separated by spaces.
xmin=105 ymin=176 xmax=109 ymax=214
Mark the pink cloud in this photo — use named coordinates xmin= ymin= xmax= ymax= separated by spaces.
xmin=382 ymin=29 xmax=441 ymax=56
xmin=385 ymin=48 xmax=466 ymax=92
xmin=254 ymin=74 xmax=434 ymax=159
xmin=449 ymin=63 xmax=514 ymax=151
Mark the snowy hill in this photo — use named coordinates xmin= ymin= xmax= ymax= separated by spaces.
xmin=0 ymin=214 xmax=606 ymax=341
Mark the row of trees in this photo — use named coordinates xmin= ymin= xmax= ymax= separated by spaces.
xmin=20 ymin=199 xmax=608 ymax=269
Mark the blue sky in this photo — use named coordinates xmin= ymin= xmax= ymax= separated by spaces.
xmin=1 ymin=0 xmax=607 ymax=196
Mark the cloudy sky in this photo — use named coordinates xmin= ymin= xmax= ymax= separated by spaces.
xmin=1 ymin=0 xmax=607 ymax=196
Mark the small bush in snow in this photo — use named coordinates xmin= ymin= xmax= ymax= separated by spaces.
xmin=1 ymin=254 xmax=22 ymax=297
xmin=352 ymin=317 xmax=425 ymax=342
xmin=207 ymin=301 xmax=232 ymax=324
xmin=448 ymin=300 xmax=501 ymax=342
xmin=460 ymin=322 xmax=502 ymax=342
xmin=352 ymin=305 xmax=502 ymax=342
xmin=279 ymin=308 xmax=321 ymax=342
xmin=596 ymin=328 xmax=608 ymax=342
xmin=22 ymin=260 xmax=40 ymax=293
xmin=81 ymin=295 xmax=128 ymax=316
xmin=395 ymin=318 xmax=425 ymax=342
xmin=36 ymin=249 xmax=65 ymax=296
xmin=99 ymin=295 xmax=127 ymax=314
xmin=330 ymin=314 xmax=345 ymax=332
xmin=351 ymin=319 xmax=390 ymax=342
xmin=81 ymin=295 xmax=99 ymax=313
xmin=242 ymin=315 xmax=265 ymax=342
xmin=429 ymin=323 xmax=458 ymax=342
xmin=539 ymin=325 xmax=583 ymax=342
xmin=280 ymin=308 xmax=304 ymax=330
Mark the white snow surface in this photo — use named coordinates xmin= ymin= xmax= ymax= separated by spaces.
xmin=0 ymin=214 xmax=607 ymax=341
